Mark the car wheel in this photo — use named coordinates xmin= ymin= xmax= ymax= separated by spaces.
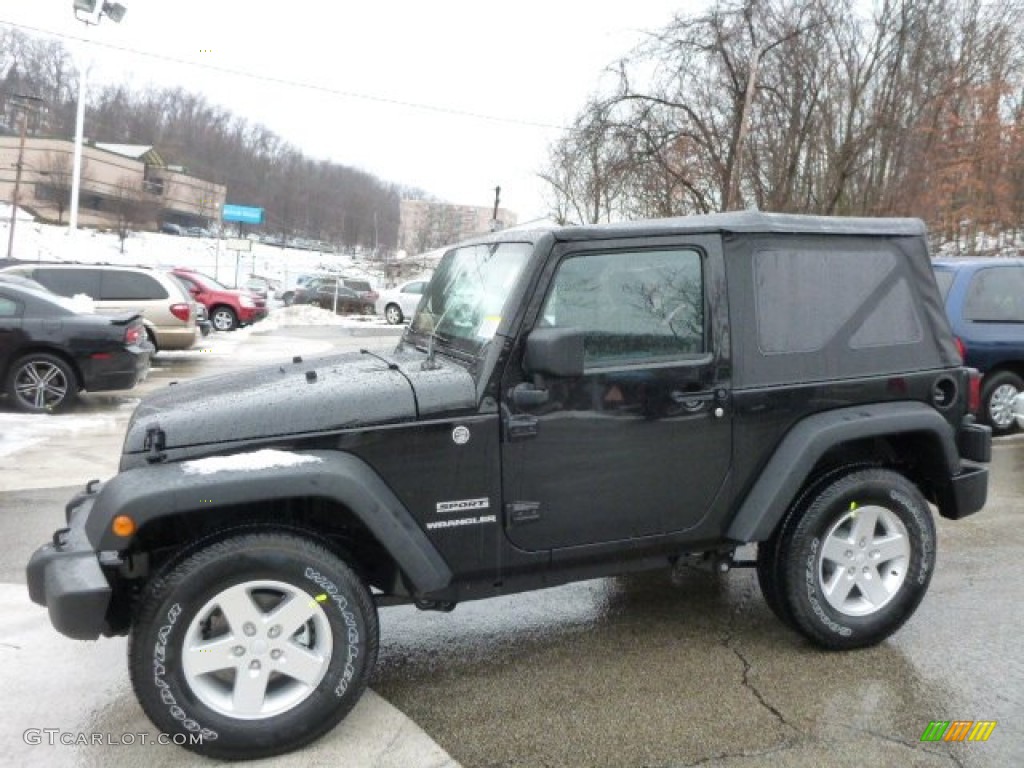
xmin=282 ymin=292 xmax=295 ymax=307
xmin=385 ymin=304 xmax=404 ymax=325
xmin=211 ymin=306 xmax=238 ymax=332
xmin=981 ymin=370 xmax=1023 ymax=435
xmin=128 ymin=531 xmax=379 ymax=760
xmin=6 ymin=353 xmax=78 ymax=413
xmin=770 ymin=468 xmax=934 ymax=650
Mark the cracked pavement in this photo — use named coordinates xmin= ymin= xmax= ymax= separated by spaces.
xmin=374 ymin=438 xmax=1023 ymax=767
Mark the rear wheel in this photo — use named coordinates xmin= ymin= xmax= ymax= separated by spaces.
xmin=129 ymin=531 xmax=379 ymax=760
xmin=763 ymin=468 xmax=934 ymax=650
xmin=6 ymin=353 xmax=78 ymax=413
xmin=385 ymin=303 xmax=404 ymax=325
xmin=981 ymin=370 xmax=1023 ymax=435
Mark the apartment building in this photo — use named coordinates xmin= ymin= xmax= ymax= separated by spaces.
xmin=398 ymin=198 xmax=517 ymax=255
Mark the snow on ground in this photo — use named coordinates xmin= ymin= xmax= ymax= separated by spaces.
xmin=257 ymin=304 xmax=391 ymax=330
xmin=1 ymin=218 xmax=390 ymax=292
xmin=0 ymin=413 xmax=121 ymax=458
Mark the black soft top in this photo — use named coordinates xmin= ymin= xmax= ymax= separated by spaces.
xmin=462 ymin=213 xmax=926 ymax=247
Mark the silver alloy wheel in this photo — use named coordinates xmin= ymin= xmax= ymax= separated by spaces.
xmin=817 ymin=504 xmax=910 ymax=617
xmin=181 ymin=580 xmax=333 ymax=720
xmin=988 ymin=383 xmax=1020 ymax=428
xmin=212 ymin=308 xmax=236 ymax=331
xmin=14 ymin=360 xmax=70 ymax=410
xmin=385 ymin=304 xmax=403 ymax=324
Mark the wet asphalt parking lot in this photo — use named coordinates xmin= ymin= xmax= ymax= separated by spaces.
xmin=0 ymin=323 xmax=1021 ymax=767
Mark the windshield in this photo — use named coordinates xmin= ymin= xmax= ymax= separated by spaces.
xmin=410 ymin=241 xmax=532 ymax=356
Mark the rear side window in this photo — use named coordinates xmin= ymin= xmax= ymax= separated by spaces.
xmin=343 ymin=280 xmax=372 ymax=293
xmin=33 ymin=268 xmax=102 ymax=298
xmin=0 ymin=295 xmax=20 ymax=317
xmin=754 ymin=248 xmax=922 ymax=354
xmin=402 ymin=282 xmax=425 ymax=294
xmin=964 ymin=267 xmax=1024 ymax=322
xmin=101 ymin=271 xmax=168 ymax=301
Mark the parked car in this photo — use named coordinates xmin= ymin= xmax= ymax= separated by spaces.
xmin=0 ymin=264 xmax=199 ymax=352
xmin=0 ymin=281 xmax=152 ymax=412
xmin=290 ymin=278 xmax=375 ymax=314
xmin=170 ymin=268 xmax=267 ymax=332
xmin=376 ymin=278 xmax=428 ymax=324
xmin=160 ymin=222 xmax=184 ymax=236
xmin=932 ymin=258 xmax=1024 ymax=434
xmin=340 ymin=277 xmax=379 ymax=306
xmin=243 ymin=275 xmax=278 ymax=301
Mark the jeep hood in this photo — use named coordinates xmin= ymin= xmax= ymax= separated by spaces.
xmin=122 ymin=347 xmax=476 ymax=454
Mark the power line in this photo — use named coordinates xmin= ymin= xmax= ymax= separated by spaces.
xmin=0 ymin=19 xmax=565 ymax=131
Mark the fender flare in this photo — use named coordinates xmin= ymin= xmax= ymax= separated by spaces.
xmin=83 ymin=450 xmax=452 ymax=593
xmin=726 ymin=402 xmax=960 ymax=542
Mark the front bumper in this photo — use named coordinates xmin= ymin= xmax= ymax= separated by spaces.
xmin=239 ymin=306 xmax=268 ymax=324
xmin=26 ymin=492 xmax=112 ymax=641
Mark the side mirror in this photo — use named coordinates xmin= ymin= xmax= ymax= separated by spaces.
xmin=524 ymin=327 xmax=584 ymax=378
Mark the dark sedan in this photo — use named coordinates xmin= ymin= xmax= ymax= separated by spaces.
xmin=291 ymin=278 xmax=375 ymax=314
xmin=0 ymin=281 xmax=153 ymax=413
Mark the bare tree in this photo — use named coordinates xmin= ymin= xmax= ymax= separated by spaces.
xmin=110 ymin=177 xmax=158 ymax=253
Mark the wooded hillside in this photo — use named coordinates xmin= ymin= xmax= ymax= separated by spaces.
xmin=542 ymin=0 xmax=1024 ymax=254
xmin=0 ymin=27 xmax=402 ymax=251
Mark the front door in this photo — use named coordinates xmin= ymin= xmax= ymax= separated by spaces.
xmin=501 ymin=238 xmax=731 ymax=552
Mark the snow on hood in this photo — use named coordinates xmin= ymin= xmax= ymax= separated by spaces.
xmin=181 ymin=449 xmax=322 ymax=475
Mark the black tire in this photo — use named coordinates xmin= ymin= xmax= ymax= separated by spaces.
xmin=5 ymin=352 xmax=78 ymax=413
xmin=384 ymin=303 xmax=404 ymax=325
xmin=282 ymin=291 xmax=295 ymax=307
xmin=771 ymin=468 xmax=935 ymax=650
xmin=210 ymin=306 xmax=238 ymax=332
xmin=756 ymin=464 xmax=875 ymax=630
xmin=980 ymin=370 xmax=1023 ymax=435
xmin=128 ymin=531 xmax=379 ymax=760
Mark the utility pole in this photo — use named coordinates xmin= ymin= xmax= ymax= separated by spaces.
xmin=490 ymin=185 xmax=501 ymax=232
xmin=6 ymin=94 xmax=43 ymax=260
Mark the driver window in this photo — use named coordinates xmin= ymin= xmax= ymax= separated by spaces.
xmin=539 ymin=249 xmax=705 ymax=368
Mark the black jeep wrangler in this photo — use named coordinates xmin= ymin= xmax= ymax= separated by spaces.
xmin=27 ymin=213 xmax=990 ymax=759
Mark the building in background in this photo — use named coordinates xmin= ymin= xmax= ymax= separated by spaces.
xmin=0 ymin=137 xmax=226 ymax=232
xmin=398 ymin=198 xmax=517 ymax=256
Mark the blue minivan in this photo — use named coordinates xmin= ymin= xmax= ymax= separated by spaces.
xmin=932 ymin=258 xmax=1024 ymax=434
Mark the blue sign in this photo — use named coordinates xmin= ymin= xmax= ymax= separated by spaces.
xmin=222 ymin=204 xmax=264 ymax=224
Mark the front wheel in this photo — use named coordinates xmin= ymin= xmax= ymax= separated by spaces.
xmin=764 ymin=468 xmax=935 ymax=650
xmin=210 ymin=306 xmax=238 ymax=332
xmin=128 ymin=531 xmax=379 ymax=760
xmin=384 ymin=303 xmax=404 ymax=324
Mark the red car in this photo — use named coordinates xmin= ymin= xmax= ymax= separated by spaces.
xmin=170 ymin=268 xmax=267 ymax=332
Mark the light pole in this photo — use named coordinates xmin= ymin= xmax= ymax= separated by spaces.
xmin=68 ymin=0 xmax=127 ymax=233
xmin=6 ymin=94 xmax=43 ymax=260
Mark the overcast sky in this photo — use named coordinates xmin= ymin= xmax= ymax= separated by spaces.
xmin=2 ymin=2 xmax=698 ymax=224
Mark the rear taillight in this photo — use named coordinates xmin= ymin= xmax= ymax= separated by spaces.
xmin=170 ymin=303 xmax=191 ymax=322
xmin=967 ymin=369 xmax=982 ymax=415
xmin=954 ymin=336 xmax=966 ymax=361
xmin=124 ymin=324 xmax=143 ymax=345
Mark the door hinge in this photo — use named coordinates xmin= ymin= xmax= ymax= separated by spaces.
xmin=143 ymin=423 xmax=167 ymax=463
xmin=505 ymin=414 xmax=538 ymax=441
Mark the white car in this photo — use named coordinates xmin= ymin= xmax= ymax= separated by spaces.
xmin=376 ymin=278 xmax=429 ymax=324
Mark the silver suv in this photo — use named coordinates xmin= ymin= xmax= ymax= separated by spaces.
xmin=0 ymin=264 xmax=199 ymax=351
